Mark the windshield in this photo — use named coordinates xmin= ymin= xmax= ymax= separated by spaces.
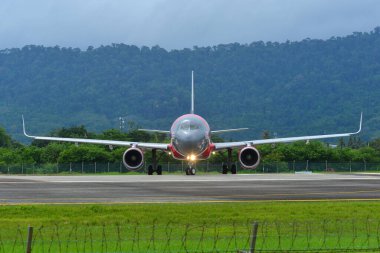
xmin=179 ymin=120 xmax=200 ymax=131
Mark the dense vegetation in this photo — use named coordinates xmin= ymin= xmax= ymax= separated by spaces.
xmin=1 ymin=28 xmax=380 ymax=142
xmin=0 ymin=125 xmax=379 ymax=166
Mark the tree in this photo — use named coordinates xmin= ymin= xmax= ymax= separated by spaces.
xmin=0 ymin=127 xmax=12 ymax=148
xmin=262 ymin=130 xmax=271 ymax=139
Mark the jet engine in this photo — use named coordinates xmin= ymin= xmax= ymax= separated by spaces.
xmin=122 ymin=148 xmax=144 ymax=171
xmin=239 ymin=146 xmax=260 ymax=169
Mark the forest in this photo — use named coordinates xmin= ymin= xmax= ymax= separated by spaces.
xmin=1 ymin=28 xmax=380 ymax=142
xmin=0 ymin=124 xmax=379 ymax=167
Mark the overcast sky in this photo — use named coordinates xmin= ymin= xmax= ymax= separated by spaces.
xmin=0 ymin=0 xmax=380 ymax=50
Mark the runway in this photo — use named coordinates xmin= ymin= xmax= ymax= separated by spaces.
xmin=1 ymin=173 xmax=380 ymax=204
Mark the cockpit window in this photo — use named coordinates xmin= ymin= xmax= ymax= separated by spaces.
xmin=180 ymin=120 xmax=191 ymax=131
xmin=179 ymin=119 xmax=201 ymax=131
xmin=190 ymin=124 xmax=199 ymax=130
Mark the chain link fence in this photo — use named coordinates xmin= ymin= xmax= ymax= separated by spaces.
xmin=0 ymin=161 xmax=379 ymax=175
xmin=2 ymin=219 xmax=380 ymax=252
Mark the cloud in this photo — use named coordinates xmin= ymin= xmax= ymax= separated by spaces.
xmin=0 ymin=0 xmax=379 ymax=50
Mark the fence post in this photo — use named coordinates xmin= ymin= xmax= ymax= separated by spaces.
xmin=70 ymin=162 xmax=72 ymax=173
xmin=22 ymin=163 xmax=24 ymax=174
xmin=350 ymin=160 xmax=352 ymax=173
xmin=108 ymin=162 xmax=110 ymax=173
xmin=364 ymin=160 xmax=367 ymax=172
xmin=56 ymin=163 xmax=59 ymax=174
xmin=325 ymin=160 xmax=328 ymax=172
xmin=249 ymin=222 xmax=259 ymax=253
xmin=82 ymin=161 xmax=84 ymax=174
xmin=26 ymin=225 xmax=33 ymax=253
xmin=120 ymin=161 xmax=122 ymax=173
xmin=168 ymin=162 xmax=170 ymax=173
xmin=95 ymin=162 xmax=97 ymax=173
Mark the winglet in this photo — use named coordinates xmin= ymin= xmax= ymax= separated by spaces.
xmin=22 ymin=115 xmax=33 ymax=138
xmin=355 ymin=112 xmax=363 ymax=134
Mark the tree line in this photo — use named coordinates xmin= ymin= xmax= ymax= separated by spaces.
xmin=1 ymin=125 xmax=379 ymax=167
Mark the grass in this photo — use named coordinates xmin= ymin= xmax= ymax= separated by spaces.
xmin=1 ymin=201 xmax=380 ymax=252
xmin=1 ymin=201 xmax=380 ymax=226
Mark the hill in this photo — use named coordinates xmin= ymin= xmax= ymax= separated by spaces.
xmin=1 ymin=28 xmax=380 ymax=142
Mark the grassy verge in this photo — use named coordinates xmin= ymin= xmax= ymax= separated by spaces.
xmin=1 ymin=201 xmax=380 ymax=226
xmin=1 ymin=201 xmax=380 ymax=252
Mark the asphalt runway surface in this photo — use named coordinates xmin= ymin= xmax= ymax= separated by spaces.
xmin=1 ymin=173 xmax=380 ymax=204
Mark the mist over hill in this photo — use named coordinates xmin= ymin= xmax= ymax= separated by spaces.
xmin=1 ymin=28 xmax=380 ymax=142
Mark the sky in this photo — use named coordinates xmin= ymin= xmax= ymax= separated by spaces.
xmin=0 ymin=0 xmax=380 ymax=50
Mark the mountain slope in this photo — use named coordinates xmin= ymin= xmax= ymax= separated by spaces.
xmin=1 ymin=28 xmax=380 ymax=141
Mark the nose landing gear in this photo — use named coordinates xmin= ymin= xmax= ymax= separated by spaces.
xmin=185 ymin=163 xmax=196 ymax=175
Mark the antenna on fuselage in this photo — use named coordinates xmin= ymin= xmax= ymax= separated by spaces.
xmin=191 ymin=70 xmax=194 ymax=114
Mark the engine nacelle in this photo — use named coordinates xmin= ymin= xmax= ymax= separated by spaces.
xmin=239 ymin=146 xmax=261 ymax=169
xmin=122 ymin=148 xmax=144 ymax=171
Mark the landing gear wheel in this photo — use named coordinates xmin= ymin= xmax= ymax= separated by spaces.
xmin=148 ymin=165 xmax=153 ymax=175
xmin=157 ymin=165 xmax=162 ymax=175
xmin=222 ymin=164 xmax=228 ymax=174
xmin=231 ymin=164 xmax=237 ymax=174
xmin=185 ymin=167 xmax=196 ymax=175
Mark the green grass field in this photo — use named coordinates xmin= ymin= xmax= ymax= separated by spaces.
xmin=1 ymin=201 xmax=380 ymax=252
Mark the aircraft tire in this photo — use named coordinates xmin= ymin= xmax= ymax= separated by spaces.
xmin=148 ymin=165 xmax=153 ymax=175
xmin=190 ymin=167 xmax=196 ymax=175
xmin=185 ymin=168 xmax=190 ymax=175
xmin=231 ymin=164 xmax=237 ymax=174
xmin=222 ymin=164 xmax=228 ymax=174
xmin=157 ymin=165 xmax=162 ymax=175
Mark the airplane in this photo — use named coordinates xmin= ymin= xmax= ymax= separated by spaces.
xmin=22 ymin=71 xmax=363 ymax=175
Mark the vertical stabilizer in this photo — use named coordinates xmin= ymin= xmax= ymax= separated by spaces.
xmin=191 ymin=70 xmax=194 ymax=114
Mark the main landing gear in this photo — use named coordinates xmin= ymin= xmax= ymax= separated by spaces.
xmin=147 ymin=149 xmax=163 ymax=175
xmin=222 ymin=148 xmax=237 ymax=174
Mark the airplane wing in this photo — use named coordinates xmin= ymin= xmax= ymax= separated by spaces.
xmin=22 ymin=116 xmax=169 ymax=150
xmin=214 ymin=113 xmax=362 ymax=150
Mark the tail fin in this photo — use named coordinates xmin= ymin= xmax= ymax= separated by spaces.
xmin=191 ymin=70 xmax=194 ymax=114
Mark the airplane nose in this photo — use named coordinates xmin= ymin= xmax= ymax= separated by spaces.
xmin=173 ymin=130 xmax=208 ymax=155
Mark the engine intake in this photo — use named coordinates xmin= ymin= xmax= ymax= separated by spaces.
xmin=123 ymin=148 xmax=144 ymax=171
xmin=239 ymin=146 xmax=260 ymax=169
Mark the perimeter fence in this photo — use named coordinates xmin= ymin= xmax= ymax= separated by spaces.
xmin=0 ymin=161 xmax=379 ymax=175
xmin=2 ymin=219 xmax=380 ymax=252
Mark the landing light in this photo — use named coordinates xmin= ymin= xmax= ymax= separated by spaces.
xmin=168 ymin=152 xmax=172 ymax=155
xmin=187 ymin=154 xmax=196 ymax=161
xmin=212 ymin=151 xmax=216 ymax=155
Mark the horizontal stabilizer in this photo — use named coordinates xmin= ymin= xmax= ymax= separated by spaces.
xmin=211 ymin=128 xmax=249 ymax=134
xmin=138 ymin=129 xmax=170 ymax=134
